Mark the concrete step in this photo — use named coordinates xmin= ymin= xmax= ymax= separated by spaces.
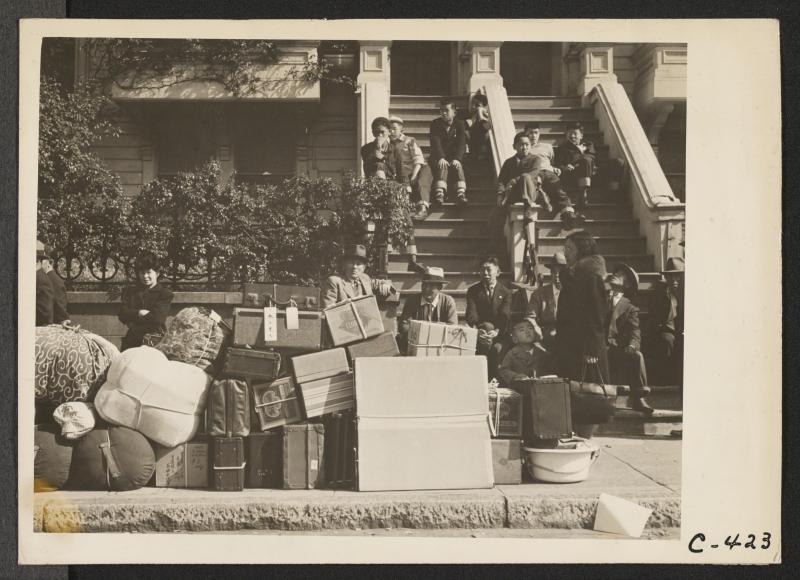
xmin=389 ymin=252 xmax=505 ymax=273
xmin=581 ymin=204 xmax=633 ymax=220
xmin=393 ymin=108 xmax=595 ymax=124
xmin=413 ymin=218 xmax=491 ymax=237
xmin=597 ymin=409 xmax=683 ymax=438
xmin=507 ymin=95 xmax=585 ymax=108
xmin=414 ymin=234 xmax=495 ymax=254
xmin=424 ymin=202 xmax=495 ymax=220
xmin=537 ymin=235 xmax=647 ymax=256
xmin=536 ymin=252 xmax=655 ymax=272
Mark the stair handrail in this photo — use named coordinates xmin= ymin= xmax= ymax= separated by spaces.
xmin=482 ymin=84 xmax=517 ymax=177
xmin=588 ymin=80 xmax=686 ymax=270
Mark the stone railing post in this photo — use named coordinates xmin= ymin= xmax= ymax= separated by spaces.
xmin=504 ymin=204 xmax=529 ymax=283
xmin=577 ymin=44 xmax=617 ymax=105
xmin=355 ymin=41 xmax=392 ymax=176
xmin=465 ymin=42 xmax=504 ymax=96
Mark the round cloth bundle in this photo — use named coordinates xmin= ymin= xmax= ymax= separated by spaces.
xmin=34 ymin=426 xmax=75 ymax=492
xmin=52 ymin=401 xmax=97 ymax=440
xmin=35 ymin=322 xmax=120 ymax=405
xmin=67 ymin=426 xmax=155 ymax=492
xmin=155 ymin=307 xmax=229 ymax=372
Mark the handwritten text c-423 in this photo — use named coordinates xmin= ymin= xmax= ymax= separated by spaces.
xmin=689 ymin=532 xmax=772 ymax=553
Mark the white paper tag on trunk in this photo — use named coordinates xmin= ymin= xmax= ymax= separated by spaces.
xmin=285 ymin=306 xmax=299 ymax=330
xmin=208 ymin=309 xmax=221 ymax=324
xmin=263 ymin=307 xmax=278 ymax=342
xmin=310 ymin=459 xmax=319 ymax=471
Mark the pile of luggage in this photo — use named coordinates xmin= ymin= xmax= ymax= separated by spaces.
xmin=34 ymin=284 xmax=620 ymax=494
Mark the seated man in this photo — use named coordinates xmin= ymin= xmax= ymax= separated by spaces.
xmin=398 ymin=266 xmax=459 ymax=353
xmin=321 ymin=244 xmax=394 ymax=309
xmin=360 ymin=116 xmax=393 ymax=179
xmin=554 ymin=122 xmax=597 ymax=208
xmin=646 ymin=257 xmax=685 ymax=386
xmin=496 ymin=132 xmax=554 ymax=214
xmin=526 ymin=252 xmax=567 ymax=351
xmin=388 ymin=115 xmax=431 ymax=221
xmin=466 ymin=255 xmax=512 ymax=378
xmin=606 ymin=273 xmax=653 ymax=414
xmin=429 ymin=98 xmax=468 ymax=206
xmin=498 ymin=319 xmax=550 ymax=387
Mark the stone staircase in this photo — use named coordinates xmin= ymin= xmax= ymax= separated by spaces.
xmin=388 ymin=94 xmax=663 ymax=320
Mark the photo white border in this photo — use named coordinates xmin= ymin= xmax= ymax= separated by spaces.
xmin=18 ymin=18 xmax=782 ymax=564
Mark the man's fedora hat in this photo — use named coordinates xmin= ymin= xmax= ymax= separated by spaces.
xmin=36 ymin=240 xmax=48 ymax=260
xmin=341 ymin=244 xmax=369 ymax=263
xmin=611 ymin=262 xmax=640 ymax=299
xmin=662 ymin=257 xmax=685 ymax=274
xmin=545 ymin=252 xmax=568 ymax=270
xmin=421 ymin=266 xmax=449 ymax=286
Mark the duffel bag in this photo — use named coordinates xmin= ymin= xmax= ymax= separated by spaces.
xmin=35 ymin=322 xmax=119 ymax=405
xmin=155 ymin=307 xmax=230 ymax=372
xmin=94 ymin=346 xmax=213 ymax=447
xmin=67 ymin=425 xmax=155 ymax=491
xmin=34 ymin=425 xmax=75 ymax=492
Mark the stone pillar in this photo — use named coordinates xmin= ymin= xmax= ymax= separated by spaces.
xmin=577 ymin=44 xmax=617 ymax=102
xmin=356 ymin=41 xmax=392 ymax=175
xmin=466 ymin=42 xmax=504 ymax=95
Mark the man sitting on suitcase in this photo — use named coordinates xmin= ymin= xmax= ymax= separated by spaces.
xmin=605 ymin=273 xmax=653 ymax=415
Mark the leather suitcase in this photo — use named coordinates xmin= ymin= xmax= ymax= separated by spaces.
xmin=242 ymin=283 xmax=321 ymax=311
xmin=291 ymin=348 xmax=350 ymax=383
xmin=233 ymin=307 xmax=323 ymax=350
xmin=223 ymin=347 xmax=281 ymax=381
xmin=514 ymin=377 xmax=573 ymax=443
xmin=245 ymin=432 xmax=281 ymax=488
xmin=345 ymin=331 xmax=400 ymax=361
xmin=322 ymin=411 xmax=355 ymax=489
xmin=212 ymin=436 xmax=245 ymax=491
xmin=299 ymin=372 xmax=354 ymax=418
xmin=207 ymin=379 xmax=251 ymax=437
xmin=250 ymin=376 xmax=304 ymax=432
xmin=491 ymin=439 xmax=522 ymax=485
xmin=281 ymin=423 xmax=325 ymax=490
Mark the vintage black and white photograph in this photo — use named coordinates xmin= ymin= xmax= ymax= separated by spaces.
xmin=18 ymin=19 xmax=780 ymax=565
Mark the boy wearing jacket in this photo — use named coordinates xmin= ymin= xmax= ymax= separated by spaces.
xmin=429 ymin=98 xmax=468 ymax=206
xmin=388 ymin=116 xmax=431 ymax=220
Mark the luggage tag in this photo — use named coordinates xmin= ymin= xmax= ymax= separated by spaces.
xmin=285 ymin=299 xmax=299 ymax=331
xmin=263 ymin=307 xmax=278 ymax=342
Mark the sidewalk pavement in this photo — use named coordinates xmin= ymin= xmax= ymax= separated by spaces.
xmin=33 ymin=436 xmax=680 ymax=536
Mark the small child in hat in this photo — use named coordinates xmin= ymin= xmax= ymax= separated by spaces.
xmin=497 ymin=319 xmax=550 ymax=388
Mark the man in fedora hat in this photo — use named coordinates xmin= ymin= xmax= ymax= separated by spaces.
xmin=606 ymin=273 xmax=652 ymax=414
xmin=647 ymin=256 xmax=685 ymax=385
xmin=526 ymin=251 xmax=567 ymax=351
xmin=399 ymin=266 xmax=459 ymax=326
xmin=35 ymin=240 xmax=54 ymax=326
xmin=321 ymin=244 xmax=395 ymax=308
xmin=41 ymin=244 xmax=69 ymax=323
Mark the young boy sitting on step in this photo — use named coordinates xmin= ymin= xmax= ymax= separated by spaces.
xmin=429 ymin=98 xmax=468 ymax=206
xmin=388 ymin=115 xmax=432 ymax=221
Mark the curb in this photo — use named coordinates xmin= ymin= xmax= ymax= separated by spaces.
xmin=34 ymin=488 xmax=680 ymax=534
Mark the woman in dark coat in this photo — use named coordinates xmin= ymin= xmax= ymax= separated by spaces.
xmin=555 ymin=230 xmax=609 ymax=437
xmin=119 ymin=254 xmax=174 ymax=351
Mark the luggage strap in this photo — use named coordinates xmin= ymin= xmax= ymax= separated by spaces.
xmin=118 ymin=388 xmax=197 ymax=429
xmin=212 ymin=462 xmax=246 ymax=471
xmin=99 ymin=433 xmax=122 ymax=486
xmin=255 ymin=395 xmax=296 ymax=409
xmin=345 ymin=300 xmax=367 ymax=340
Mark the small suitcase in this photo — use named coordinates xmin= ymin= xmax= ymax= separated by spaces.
xmin=233 ymin=307 xmax=323 ymax=350
xmin=281 ymin=423 xmax=325 ymax=490
xmin=242 ymin=283 xmax=322 ymax=311
xmin=322 ymin=411 xmax=356 ymax=489
xmin=514 ymin=377 xmax=573 ymax=443
xmin=207 ymin=379 xmax=251 ymax=437
xmin=291 ymin=348 xmax=350 ymax=383
xmin=212 ymin=436 xmax=245 ymax=491
xmin=154 ymin=438 xmax=209 ymax=488
xmin=250 ymin=376 xmax=304 ymax=431
xmin=245 ymin=432 xmax=281 ymax=488
xmin=223 ymin=347 xmax=281 ymax=381
xmin=345 ymin=331 xmax=400 ymax=361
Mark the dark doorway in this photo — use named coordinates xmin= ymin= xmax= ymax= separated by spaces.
xmin=500 ymin=42 xmax=556 ymax=95
xmin=391 ymin=41 xmax=453 ymax=95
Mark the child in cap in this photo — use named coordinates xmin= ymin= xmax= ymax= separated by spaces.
xmin=388 ymin=115 xmax=431 ymax=220
xmin=497 ymin=319 xmax=550 ymax=387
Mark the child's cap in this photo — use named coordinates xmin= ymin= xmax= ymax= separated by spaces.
xmin=388 ymin=115 xmax=404 ymax=126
